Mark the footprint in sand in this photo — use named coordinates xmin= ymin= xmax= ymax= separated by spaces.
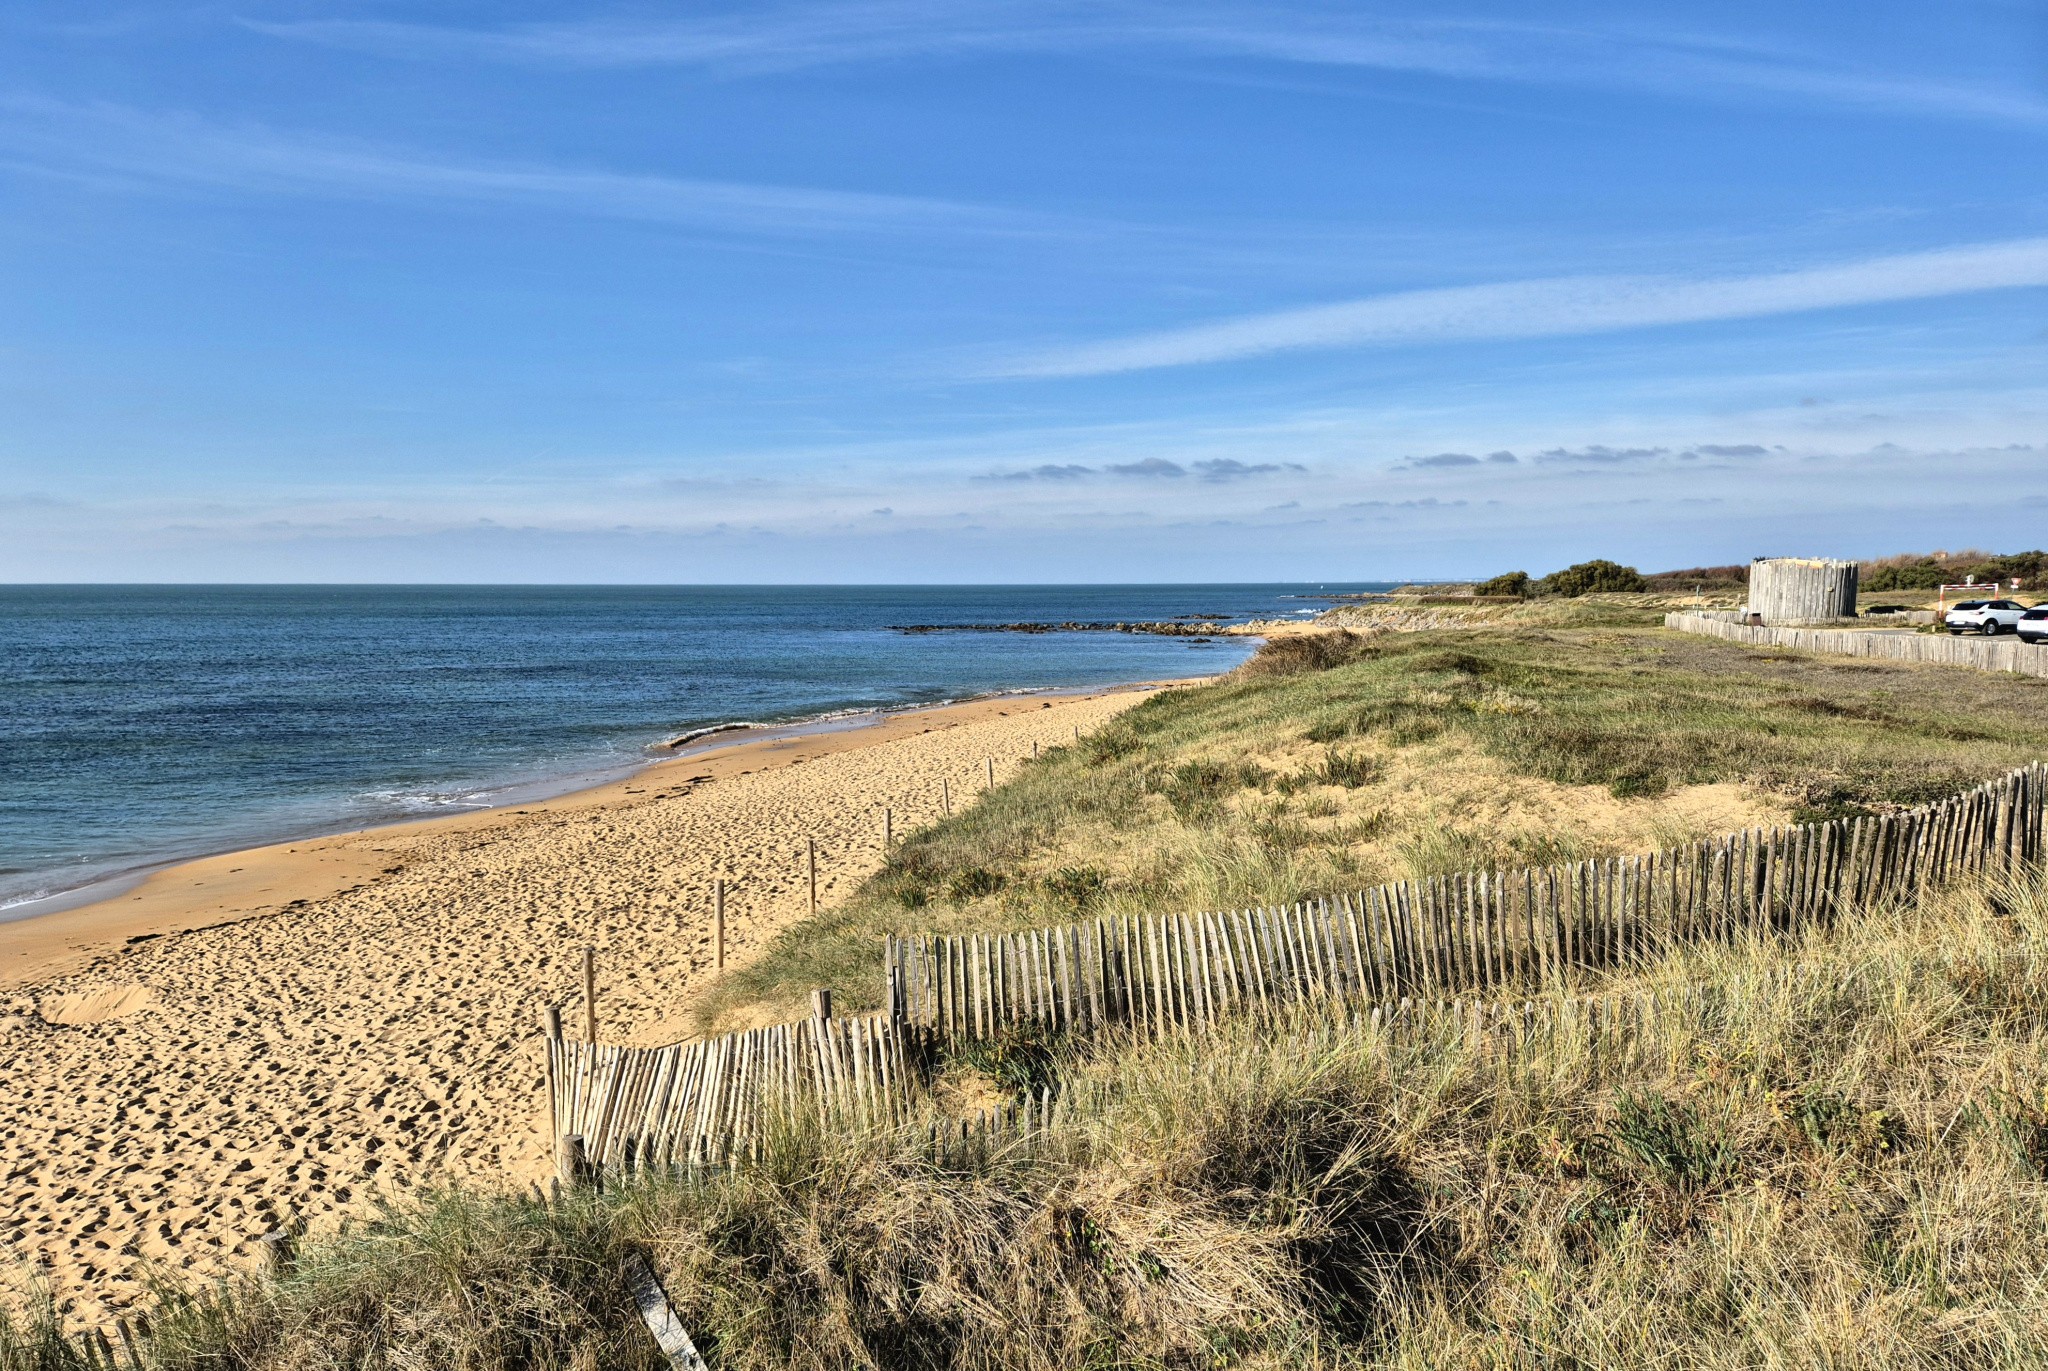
xmin=38 ymin=986 xmax=155 ymax=1026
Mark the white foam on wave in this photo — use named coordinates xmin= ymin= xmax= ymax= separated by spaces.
xmin=0 ymin=884 xmax=58 ymax=913
xmin=351 ymin=787 xmax=496 ymax=815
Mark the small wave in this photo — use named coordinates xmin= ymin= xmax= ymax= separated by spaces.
xmin=657 ymin=705 xmax=894 ymax=752
xmin=352 ymin=787 xmax=495 ymax=815
xmin=659 ymin=721 xmax=768 ymax=750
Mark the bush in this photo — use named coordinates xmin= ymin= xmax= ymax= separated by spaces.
xmin=1861 ymin=549 xmax=2048 ymax=592
xmin=1152 ymin=759 xmax=1271 ymax=820
xmin=1314 ymin=749 xmax=1381 ymax=788
xmin=1533 ymin=559 xmax=1649 ymax=596
xmin=1474 ymin=570 xmax=1530 ymax=597
xmin=1230 ymin=630 xmax=1378 ymax=679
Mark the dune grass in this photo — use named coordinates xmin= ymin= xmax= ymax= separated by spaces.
xmin=16 ymin=865 xmax=2047 ymax=1370
xmin=14 ymin=618 xmax=2048 ymax=1367
xmin=702 ymin=622 xmax=2048 ymax=1028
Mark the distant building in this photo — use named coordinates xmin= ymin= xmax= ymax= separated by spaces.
xmin=1748 ymin=557 xmax=1858 ymax=625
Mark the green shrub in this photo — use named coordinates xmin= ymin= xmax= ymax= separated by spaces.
xmin=1230 ymin=630 xmax=1379 ymax=678
xmin=1314 ymin=749 xmax=1380 ymax=788
xmin=947 ymin=867 xmax=1007 ymax=900
xmin=1861 ymin=548 xmax=2048 ymax=592
xmin=1042 ymin=866 xmax=1110 ymax=911
xmin=1534 ymin=559 xmax=1649 ymax=596
xmin=1152 ymin=759 xmax=1271 ymax=819
xmin=1606 ymin=1091 xmax=1739 ymax=1195
xmin=1474 ymin=570 xmax=1530 ymax=597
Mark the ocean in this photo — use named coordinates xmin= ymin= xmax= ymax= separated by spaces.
xmin=0 ymin=584 xmax=1388 ymax=912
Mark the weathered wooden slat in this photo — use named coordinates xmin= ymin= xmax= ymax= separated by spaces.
xmin=625 ymin=1251 xmax=710 ymax=1369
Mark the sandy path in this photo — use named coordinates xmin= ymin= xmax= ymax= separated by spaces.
xmin=0 ymin=689 xmax=1151 ymax=1323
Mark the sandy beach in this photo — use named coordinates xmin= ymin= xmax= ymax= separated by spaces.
xmin=0 ymin=686 xmax=1157 ymax=1322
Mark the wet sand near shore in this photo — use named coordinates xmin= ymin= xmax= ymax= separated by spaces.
xmin=0 ymin=686 xmax=1158 ymax=1322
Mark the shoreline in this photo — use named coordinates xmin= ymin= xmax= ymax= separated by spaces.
xmin=0 ymin=680 xmax=1180 ymax=992
xmin=0 ymin=690 xmax=1076 ymax=924
xmin=1 ymin=678 xmax=1172 ymax=1319
xmin=0 ymin=677 xmax=1184 ymax=930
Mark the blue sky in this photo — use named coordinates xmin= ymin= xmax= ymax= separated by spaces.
xmin=2 ymin=1 xmax=2045 ymax=582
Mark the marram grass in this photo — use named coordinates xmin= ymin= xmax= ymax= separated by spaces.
xmin=702 ymin=622 xmax=2048 ymax=1030
xmin=16 ymin=867 xmax=2048 ymax=1369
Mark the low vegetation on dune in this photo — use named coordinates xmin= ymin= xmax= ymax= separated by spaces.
xmin=15 ymin=868 xmax=2047 ymax=1369
xmin=706 ymin=617 xmax=2048 ymax=1027
xmin=1448 ymin=547 xmax=2048 ymax=601
xmin=1862 ymin=548 xmax=2048 ymax=592
xmin=12 ymin=609 xmax=2048 ymax=1368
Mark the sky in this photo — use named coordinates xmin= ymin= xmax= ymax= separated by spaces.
xmin=2 ymin=1 xmax=2045 ymax=583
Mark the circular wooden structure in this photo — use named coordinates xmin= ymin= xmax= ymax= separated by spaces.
xmin=1749 ymin=557 xmax=1858 ymax=625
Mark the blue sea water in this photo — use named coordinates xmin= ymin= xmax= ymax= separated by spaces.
xmin=0 ymin=584 xmax=1388 ymax=911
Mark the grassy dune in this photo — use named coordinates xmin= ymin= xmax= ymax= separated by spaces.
xmin=704 ymin=619 xmax=2048 ymax=1028
xmin=13 ymin=615 xmax=2048 ymax=1368
xmin=18 ymin=868 xmax=2046 ymax=1369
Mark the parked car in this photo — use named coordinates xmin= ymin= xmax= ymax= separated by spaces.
xmin=2020 ymin=605 xmax=2048 ymax=645
xmin=1945 ymin=599 xmax=2029 ymax=635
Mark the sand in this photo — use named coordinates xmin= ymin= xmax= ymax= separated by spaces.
xmin=0 ymin=687 xmax=1156 ymax=1323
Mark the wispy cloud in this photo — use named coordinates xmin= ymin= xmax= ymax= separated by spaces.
xmin=0 ymin=95 xmax=1016 ymax=238
xmin=1537 ymin=445 xmax=1669 ymax=464
xmin=248 ymin=3 xmax=2048 ymax=128
xmin=995 ymin=236 xmax=2048 ymax=377
xmin=976 ymin=455 xmax=1306 ymax=481
xmin=1401 ymin=450 xmax=1518 ymax=468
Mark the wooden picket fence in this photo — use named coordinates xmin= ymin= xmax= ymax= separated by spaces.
xmin=546 ymin=763 xmax=2045 ymax=1177
xmin=547 ymin=1011 xmax=918 ymax=1170
xmin=602 ymin=982 xmax=1809 ymax=1184
xmin=884 ymin=763 xmax=2047 ymax=1040
xmin=1666 ymin=610 xmax=2048 ymax=677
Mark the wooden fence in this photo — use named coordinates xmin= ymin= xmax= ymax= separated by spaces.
xmin=547 ymin=1011 xmax=918 ymax=1170
xmin=546 ymin=763 xmax=2045 ymax=1176
xmin=599 ymin=982 xmax=1798 ymax=1185
xmin=1666 ymin=610 xmax=2048 ymax=677
xmin=884 ymin=763 xmax=2046 ymax=1040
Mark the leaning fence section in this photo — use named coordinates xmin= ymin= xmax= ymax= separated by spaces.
xmin=1665 ymin=610 xmax=2048 ymax=677
xmin=597 ymin=983 xmax=1809 ymax=1185
xmin=886 ymin=763 xmax=2046 ymax=1041
xmin=546 ymin=1011 xmax=918 ymax=1170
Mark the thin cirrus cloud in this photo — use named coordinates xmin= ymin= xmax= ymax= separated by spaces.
xmin=993 ymin=236 xmax=2048 ymax=378
xmin=246 ymin=3 xmax=2048 ymax=128
xmin=977 ymin=457 xmax=1305 ymax=481
xmin=0 ymin=94 xmax=1017 ymax=238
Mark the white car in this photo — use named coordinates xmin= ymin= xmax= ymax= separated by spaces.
xmin=1945 ymin=598 xmax=2028 ymax=635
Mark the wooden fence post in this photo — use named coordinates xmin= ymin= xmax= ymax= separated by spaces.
xmin=813 ymin=988 xmax=833 ymax=1022
xmin=942 ymin=778 xmax=951 ymax=815
xmin=256 ymin=1229 xmax=294 ymax=1279
xmin=582 ymin=948 xmax=598 ymax=1043
xmin=558 ymin=1133 xmax=592 ymax=1187
xmin=808 ymin=839 xmax=818 ymax=914
xmin=713 ymin=880 xmax=726 ymax=972
xmin=115 ymin=1319 xmax=143 ymax=1368
xmin=884 ymin=807 xmax=893 ymax=848
xmin=986 ymin=756 xmax=995 ymax=789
